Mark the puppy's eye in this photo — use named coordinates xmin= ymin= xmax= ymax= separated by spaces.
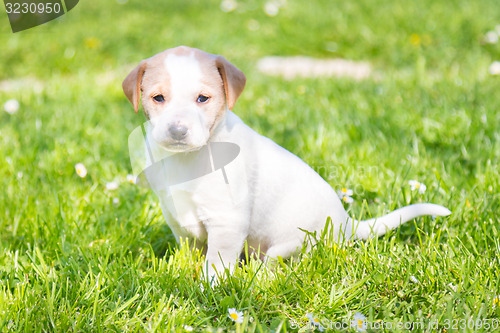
xmin=153 ymin=94 xmax=165 ymax=102
xmin=197 ymin=95 xmax=210 ymax=103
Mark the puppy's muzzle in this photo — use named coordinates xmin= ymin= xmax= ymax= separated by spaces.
xmin=169 ymin=123 xmax=189 ymax=141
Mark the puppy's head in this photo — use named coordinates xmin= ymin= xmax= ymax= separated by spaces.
xmin=123 ymin=46 xmax=246 ymax=152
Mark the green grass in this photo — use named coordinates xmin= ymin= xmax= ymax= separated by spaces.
xmin=1 ymin=0 xmax=500 ymax=331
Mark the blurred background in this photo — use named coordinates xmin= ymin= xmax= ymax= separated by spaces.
xmin=2 ymin=0 xmax=500 ymax=76
xmin=1 ymin=1 xmax=500 ymax=329
xmin=1 ymin=0 xmax=499 ymax=265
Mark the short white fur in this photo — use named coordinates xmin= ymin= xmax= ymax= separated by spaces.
xmin=124 ymin=47 xmax=452 ymax=286
xmin=151 ymin=53 xmax=209 ymax=150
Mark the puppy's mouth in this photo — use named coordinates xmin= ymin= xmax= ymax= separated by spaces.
xmin=157 ymin=141 xmax=204 ymax=153
xmin=150 ymin=121 xmax=209 ymax=153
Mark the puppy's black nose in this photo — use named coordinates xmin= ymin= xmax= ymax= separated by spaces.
xmin=169 ymin=124 xmax=188 ymax=141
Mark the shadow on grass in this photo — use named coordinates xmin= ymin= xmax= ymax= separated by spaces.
xmin=141 ymin=221 xmax=177 ymax=258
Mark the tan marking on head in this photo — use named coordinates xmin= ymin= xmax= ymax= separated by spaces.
xmin=215 ymin=55 xmax=246 ymax=110
xmin=122 ymin=51 xmax=173 ymax=117
xmin=122 ymin=60 xmax=146 ymax=113
xmin=190 ymin=50 xmax=227 ymax=132
xmin=189 ymin=49 xmax=247 ymax=130
xmin=122 ymin=46 xmax=247 ymax=150
xmin=139 ymin=53 xmax=173 ymax=119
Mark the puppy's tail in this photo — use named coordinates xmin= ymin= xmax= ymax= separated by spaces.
xmin=350 ymin=203 xmax=451 ymax=240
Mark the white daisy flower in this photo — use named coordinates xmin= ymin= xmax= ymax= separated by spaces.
xmin=489 ymin=61 xmax=500 ymax=75
xmin=264 ymin=1 xmax=279 ymax=16
xmin=220 ymin=0 xmax=237 ymax=12
xmin=4 ymin=99 xmax=20 ymax=114
xmin=342 ymin=196 xmax=354 ymax=204
xmin=106 ymin=181 xmax=119 ymax=190
xmin=410 ymin=275 xmax=419 ymax=284
xmin=351 ymin=312 xmax=367 ymax=332
xmin=183 ymin=325 xmax=194 ymax=332
xmin=338 ymin=188 xmax=354 ymax=196
xmin=228 ymin=308 xmax=244 ymax=323
xmin=485 ymin=31 xmax=499 ymax=44
xmin=126 ymin=174 xmax=137 ymax=184
xmin=448 ymin=283 xmax=457 ymax=292
xmin=408 ymin=180 xmax=419 ymax=190
xmin=305 ymin=313 xmax=325 ymax=331
xmin=75 ymin=163 xmax=87 ymax=178
xmin=408 ymin=180 xmax=426 ymax=194
xmin=338 ymin=187 xmax=354 ymax=204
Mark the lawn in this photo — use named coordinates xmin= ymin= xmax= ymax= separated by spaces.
xmin=1 ymin=0 xmax=499 ymax=331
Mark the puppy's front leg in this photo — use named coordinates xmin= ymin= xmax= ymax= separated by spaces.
xmin=203 ymin=219 xmax=247 ymax=285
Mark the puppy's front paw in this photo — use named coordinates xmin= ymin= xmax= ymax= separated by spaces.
xmin=202 ymin=261 xmax=222 ymax=287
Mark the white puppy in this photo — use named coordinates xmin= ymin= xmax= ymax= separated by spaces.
xmin=123 ymin=46 xmax=451 ymax=282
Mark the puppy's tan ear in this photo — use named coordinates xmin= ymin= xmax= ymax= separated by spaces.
xmin=215 ymin=56 xmax=246 ymax=110
xmin=122 ymin=61 xmax=147 ymax=113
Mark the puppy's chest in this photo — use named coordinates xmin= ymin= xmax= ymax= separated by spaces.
xmin=169 ymin=175 xmax=229 ymax=219
xmin=160 ymin=162 xmax=245 ymax=238
xmin=146 ymin=138 xmax=250 ymax=239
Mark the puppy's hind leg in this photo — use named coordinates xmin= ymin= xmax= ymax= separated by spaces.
xmin=263 ymin=239 xmax=303 ymax=264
